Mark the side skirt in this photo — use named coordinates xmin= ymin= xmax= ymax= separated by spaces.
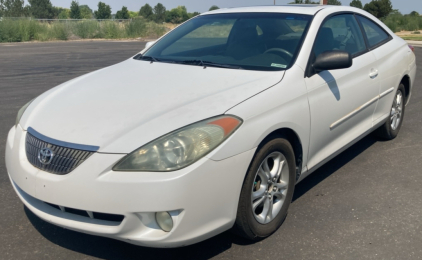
xmin=296 ymin=117 xmax=387 ymax=184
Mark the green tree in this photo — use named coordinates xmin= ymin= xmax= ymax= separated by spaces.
xmin=94 ymin=1 xmax=111 ymax=19
xmin=409 ymin=11 xmax=419 ymax=16
xmin=363 ymin=0 xmax=392 ymax=19
xmin=3 ymin=0 xmax=25 ymax=17
xmin=350 ymin=0 xmax=363 ymax=8
xmin=51 ymin=7 xmax=66 ymax=18
xmin=188 ymin=11 xmax=200 ymax=18
xmin=327 ymin=0 xmax=342 ymax=5
xmin=23 ymin=4 xmax=30 ymax=16
xmin=58 ymin=8 xmax=69 ymax=19
xmin=80 ymin=5 xmax=92 ymax=19
xmin=209 ymin=5 xmax=219 ymax=11
xmin=28 ymin=0 xmax=54 ymax=18
xmin=115 ymin=6 xmax=129 ymax=19
xmin=153 ymin=3 xmax=166 ymax=23
xmin=390 ymin=9 xmax=401 ymax=15
xmin=166 ymin=6 xmax=189 ymax=23
xmin=128 ymin=10 xmax=138 ymax=18
xmin=70 ymin=1 xmax=80 ymax=19
xmin=0 ymin=0 xmax=4 ymax=17
xmin=139 ymin=3 xmax=153 ymax=20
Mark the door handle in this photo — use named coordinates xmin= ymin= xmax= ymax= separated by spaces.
xmin=369 ymin=69 xmax=378 ymax=79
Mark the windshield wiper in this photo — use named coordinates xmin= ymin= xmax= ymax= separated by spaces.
xmin=137 ymin=55 xmax=160 ymax=63
xmin=135 ymin=55 xmax=179 ymax=65
xmin=181 ymin=60 xmax=244 ymax=70
xmin=134 ymin=56 xmax=242 ymax=69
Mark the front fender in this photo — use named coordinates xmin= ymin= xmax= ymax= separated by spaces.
xmin=207 ymin=65 xmax=310 ymax=176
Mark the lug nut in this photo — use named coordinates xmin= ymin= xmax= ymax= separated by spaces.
xmin=273 ymin=178 xmax=276 ymax=182
xmin=273 ymin=187 xmax=277 ymax=192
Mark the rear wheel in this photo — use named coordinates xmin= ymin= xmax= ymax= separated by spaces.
xmin=375 ymin=83 xmax=406 ymax=140
xmin=233 ymin=137 xmax=296 ymax=240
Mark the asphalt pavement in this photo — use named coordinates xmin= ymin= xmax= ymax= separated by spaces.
xmin=0 ymin=41 xmax=421 ymax=260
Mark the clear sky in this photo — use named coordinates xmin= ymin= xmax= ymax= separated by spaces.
xmin=25 ymin=0 xmax=421 ymax=15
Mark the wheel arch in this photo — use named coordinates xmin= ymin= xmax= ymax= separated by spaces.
xmin=400 ymin=75 xmax=411 ymax=104
xmin=257 ymin=128 xmax=304 ymax=181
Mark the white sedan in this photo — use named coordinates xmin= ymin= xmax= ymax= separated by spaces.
xmin=6 ymin=5 xmax=417 ymax=247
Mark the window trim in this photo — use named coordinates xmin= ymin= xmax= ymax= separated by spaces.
xmin=305 ymin=11 xmax=370 ymax=78
xmin=355 ymin=14 xmax=393 ymax=51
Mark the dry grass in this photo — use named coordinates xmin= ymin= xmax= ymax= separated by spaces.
xmin=396 ymin=30 xmax=422 ymax=41
xmin=0 ymin=19 xmax=168 ymax=43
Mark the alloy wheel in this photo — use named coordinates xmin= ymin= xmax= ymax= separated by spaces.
xmin=251 ymin=152 xmax=290 ymax=224
xmin=391 ymin=90 xmax=403 ymax=131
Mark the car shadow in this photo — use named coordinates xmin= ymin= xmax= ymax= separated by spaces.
xmin=318 ymin=71 xmax=341 ymax=101
xmin=24 ymin=134 xmax=378 ymax=260
xmin=293 ymin=134 xmax=378 ymax=202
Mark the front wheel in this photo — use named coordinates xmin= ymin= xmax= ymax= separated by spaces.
xmin=233 ymin=137 xmax=296 ymax=240
xmin=375 ymin=83 xmax=406 ymax=140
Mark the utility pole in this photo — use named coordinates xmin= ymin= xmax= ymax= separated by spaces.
xmin=274 ymin=0 xmax=276 ymax=5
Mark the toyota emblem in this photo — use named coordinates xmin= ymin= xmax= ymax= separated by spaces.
xmin=38 ymin=147 xmax=54 ymax=165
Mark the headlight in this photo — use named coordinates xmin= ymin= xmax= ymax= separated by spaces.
xmin=113 ymin=115 xmax=242 ymax=172
xmin=15 ymin=100 xmax=34 ymax=128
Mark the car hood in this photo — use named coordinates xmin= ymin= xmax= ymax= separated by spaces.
xmin=21 ymin=59 xmax=284 ymax=153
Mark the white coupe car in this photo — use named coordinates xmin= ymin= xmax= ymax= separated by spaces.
xmin=6 ymin=5 xmax=417 ymax=247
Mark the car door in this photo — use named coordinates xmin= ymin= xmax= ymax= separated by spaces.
xmin=356 ymin=15 xmax=409 ymax=125
xmin=304 ymin=13 xmax=380 ymax=170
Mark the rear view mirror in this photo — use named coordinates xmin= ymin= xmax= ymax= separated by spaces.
xmin=313 ymin=50 xmax=352 ymax=73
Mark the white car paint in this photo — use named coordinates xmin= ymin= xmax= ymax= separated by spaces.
xmin=20 ymin=60 xmax=284 ymax=154
xmin=6 ymin=5 xmax=417 ymax=247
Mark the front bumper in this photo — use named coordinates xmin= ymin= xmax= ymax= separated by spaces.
xmin=6 ymin=125 xmax=255 ymax=248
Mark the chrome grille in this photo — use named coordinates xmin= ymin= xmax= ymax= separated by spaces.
xmin=25 ymin=129 xmax=96 ymax=175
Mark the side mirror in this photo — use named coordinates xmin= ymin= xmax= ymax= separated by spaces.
xmin=145 ymin=41 xmax=156 ymax=49
xmin=313 ymin=50 xmax=352 ymax=73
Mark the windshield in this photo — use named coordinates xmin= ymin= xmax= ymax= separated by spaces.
xmin=142 ymin=13 xmax=312 ymax=71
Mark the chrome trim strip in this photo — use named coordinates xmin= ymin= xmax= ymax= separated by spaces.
xmin=330 ymin=97 xmax=378 ymax=130
xmin=330 ymin=87 xmax=395 ymax=130
xmin=379 ymin=87 xmax=395 ymax=98
xmin=27 ymin=127 xmax=100 ymax=152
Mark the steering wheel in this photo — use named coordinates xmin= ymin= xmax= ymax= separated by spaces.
xmin=264 ymin=48 xmax=294 ymax=59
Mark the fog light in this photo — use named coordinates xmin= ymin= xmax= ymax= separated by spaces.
xmin=156 ymin=212 xmax=173 ymax=232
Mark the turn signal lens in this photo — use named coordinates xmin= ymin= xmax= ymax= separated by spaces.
xmin=113 ymin=115 xmax=242 ymax=172
xmin=156 ymin=212 xmax=173 ymax=232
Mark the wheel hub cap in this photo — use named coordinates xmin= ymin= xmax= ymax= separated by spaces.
xmin=390 ymin=90 xmax=403 ymax=131
xmin=251 ymin=152 xmax=289 ymax=224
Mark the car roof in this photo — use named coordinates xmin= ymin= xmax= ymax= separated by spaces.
xmin=201 ymin=5 xmax=350 ymax=16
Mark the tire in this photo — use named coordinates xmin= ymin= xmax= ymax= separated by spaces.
xmin=375 ymin=83 xmax=406 ymax=140
xmin=233 ymin=137 xmax=296 ymax=240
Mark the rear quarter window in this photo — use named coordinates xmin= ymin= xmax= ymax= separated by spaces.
xmin=357 ymin=15 xmax=391 ymax=48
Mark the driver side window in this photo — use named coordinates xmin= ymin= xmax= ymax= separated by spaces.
xmin=313 ymin=14 xmax=366 ymax=58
